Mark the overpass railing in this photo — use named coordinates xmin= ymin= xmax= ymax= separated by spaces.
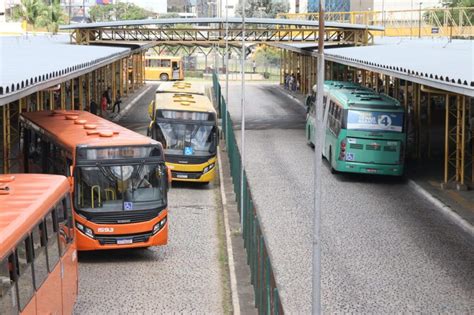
xmin=212 ymin=73 xmax=283 ymax=314
xmin=277 ymin=7 xmax=474 ymax=38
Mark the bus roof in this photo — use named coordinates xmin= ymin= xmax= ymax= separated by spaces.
xmin=155 ymin=92 xmax=216 ymax=114
xmin=21 ymin=110 xmax=160 ymax=153
xmin=0 ymin=174 xmax=69 ymax=259
xmin=156 ymin=81 xmax=205 ymax=95
xmin=324 ymin=81 xmax=402 ymax=110
xmin=146 ymin=55 xmax=182 ymax=61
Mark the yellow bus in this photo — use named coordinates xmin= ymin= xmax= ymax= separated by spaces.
xmin=145 ymin=56 xmax=184 ymax=81
xmin=156 ymin=81 xmax=205 ymax=95
xmin=148 ymin=90 xmax=218 ymax=184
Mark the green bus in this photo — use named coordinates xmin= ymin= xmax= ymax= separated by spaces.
xmin=306 ymin=81 xmax=406 ymax=176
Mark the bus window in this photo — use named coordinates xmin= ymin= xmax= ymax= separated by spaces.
xmin=161 ymin=59 xmax=171 ymax=68
xmin=16 ymin=238 xmax=34 ymax=311
xmin=0 ymin=256 xmax=17 ymax=315
xmin=56 ymin=202 xmax=69 ymax=256
xmin=31 ymin=224 xmax=48 ymax=289
xmin=45 ymin=211 xmax=60 ymax=271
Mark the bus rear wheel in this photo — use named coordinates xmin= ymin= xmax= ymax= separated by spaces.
xmin=306 ymin=128 xmax=314 ymax=148
xmin=160 ymin=73 xmax=169 ymax=81
xmin=329 ymin=148 xmax=337 ymax=174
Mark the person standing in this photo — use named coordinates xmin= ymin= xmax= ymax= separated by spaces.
xmin=90 ymin=100 xmax=98 ymax=115
xmin=106 ymin=87 xmax=112 ymax=109
xmin=112 ymin=91 xmax=122 ymax=114
xmin=101 ymin=92 xmax=108 ymax=116
xmin=252 ymin=60 xmax=257 ymax=73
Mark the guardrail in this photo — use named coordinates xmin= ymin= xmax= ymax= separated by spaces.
xmin=212 ymin=73 xmax=283 ymax=314
xmin=277 ymin=7 xmax=474 ymax=38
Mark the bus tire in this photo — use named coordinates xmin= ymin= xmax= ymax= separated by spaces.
xmin=329 ymin=148 xmax=337 ymax=174
xmin=306 ymin=128 xmax=314 ymax=148
xmin=160 ymin=73 xmax=169 ymax=81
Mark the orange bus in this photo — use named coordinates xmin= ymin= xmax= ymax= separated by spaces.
xmin=0 ymin=174 xmax=78 ymax=315
xmin=20 ymin=110 xmax=170 ymax=251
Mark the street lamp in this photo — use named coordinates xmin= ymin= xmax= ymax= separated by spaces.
xmin=418 ymin=2 xmax=423 ymax=38
xmin=224 ymin=2 xmax=233 ymax=148
xmin=240 ymin=0 xmax=246 ymax=228
xmin=313 ymin=0 xmax=325 ymax=314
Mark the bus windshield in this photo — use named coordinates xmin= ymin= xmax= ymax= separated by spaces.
xmin=75 ymin=162 xmax=167 ymax=212
xmin=157 ymin=122 xmax=216 ymax=156
xmin=346 ymin=110 xmax=404 ymax=133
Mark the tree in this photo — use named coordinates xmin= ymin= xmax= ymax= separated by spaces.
xmin=428 ymin=0 xmax=474 ymax=26
xmin=114 ymin=2 xmax=148 ymax=20
xmin=89 ymin=3 xmax=150 ymax=22
xmin=235 ymin=0 xmax=289 ymax=18
xmin=253 ymin=44 xmax=279 ymax=66
xmin=89 ymin=4 xmax=114 ymax=22
xmin=36 ymin=0 xmax=65 ymax=34
xmin=11 ymin=0 xmax=44 ymax=26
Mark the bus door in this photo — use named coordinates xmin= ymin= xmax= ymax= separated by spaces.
xmin=172 ymin=61 xmax=180 ymax=80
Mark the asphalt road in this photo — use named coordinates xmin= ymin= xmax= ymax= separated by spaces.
xmin=74 ymin=84 xmax=226 ymax=314
xmin=225 ymin=82 xmax=474 ymax=313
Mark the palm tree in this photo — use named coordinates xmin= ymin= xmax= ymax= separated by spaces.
xmin=37 ymin=0 xmax=65 ymax=34
xmin=13 ymin=0 xmax=45 ymax=26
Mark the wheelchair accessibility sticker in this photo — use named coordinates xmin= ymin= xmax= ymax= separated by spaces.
xmin=346 ymin=153 xmax=355 ymax=161
xmin=184 ymin=147 xmax=194 ymax=156
xmin=124 ymin=202 xmax=134 ymax=211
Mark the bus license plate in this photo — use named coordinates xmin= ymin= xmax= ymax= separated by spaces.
xmin=117 ymin=239 xmax=133 ymax=245
xmin=177 ymin=174 xmax=188 ymax=179
xmin=367 ymin=168 xmax=377 ymax=173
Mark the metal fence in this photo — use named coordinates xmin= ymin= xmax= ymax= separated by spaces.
xmin=212 ymin=73 xmax=283 ymax=314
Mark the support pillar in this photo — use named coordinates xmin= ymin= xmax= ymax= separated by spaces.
xmin=70 ymin=79 xmax=75 ymax=110
xmin=2 ymin=104 xmax=10 ymax=173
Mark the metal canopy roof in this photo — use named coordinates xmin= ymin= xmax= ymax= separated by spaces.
xmin=0 ymin=35 xmax=131 ymax=106
xmin=276 ymin=38 xmax=474 ymax=97
xmin=59 ymin=17 xmax=384 ymax=31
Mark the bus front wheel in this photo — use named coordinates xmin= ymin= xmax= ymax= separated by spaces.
xmin=160 ymin=73 xmax=169 ymax=81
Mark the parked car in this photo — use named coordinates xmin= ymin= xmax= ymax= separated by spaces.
xmin=70 ymin=16 xmax=92 ymax=24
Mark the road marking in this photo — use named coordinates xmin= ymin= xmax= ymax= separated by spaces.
xmin=112 ymin=85 xmax=156 ymax=122
xmin=217 ymin=150 xmax=241 ymax=315
xmin=408 ymin=180 xmax=474 ymax=237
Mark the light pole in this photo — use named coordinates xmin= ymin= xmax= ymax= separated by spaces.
xmin=224 ymin=2 xmax=233 ymax=149
xmin=381 ymin=0 xmax=385 ymax=36
xmin=418 ymin=2 xmax=423 ymax=38
xmin=313 ymin=0 xmax=325 ymax=313
xmin=240 ymin=0 xmax=246 ymax=228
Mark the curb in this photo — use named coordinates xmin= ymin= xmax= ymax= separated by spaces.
xmin=408 ymin=180 xmax=474 ymax=237
xmin=217 ymin=150 xmax=241 ymax=315
xmin=111 ymin=85 xmax=155 ymax=122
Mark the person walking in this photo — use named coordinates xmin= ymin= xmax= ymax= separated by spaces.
xmin=112 ymin=91 xmax=122 ymax=114
xmin=105 ymin=87 xmax=112 ymax=109
xmin=101 ymin=92 xmax=108 ymax=116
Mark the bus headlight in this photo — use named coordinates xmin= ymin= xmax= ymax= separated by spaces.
xmin=203 ymin=163 xmax=215 ymax=174
xmin=152 ymin=217 xmax=167 ymax=235
xmin=76 ymin=222 xmax=94 ymax=239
